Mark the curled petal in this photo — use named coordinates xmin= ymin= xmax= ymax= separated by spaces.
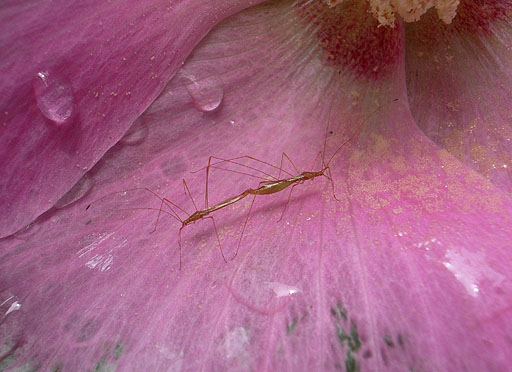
xmin=0 ymin=0 xmax=264 ymax=238
xmin=405 ymin=0 xmax=512 ymax=193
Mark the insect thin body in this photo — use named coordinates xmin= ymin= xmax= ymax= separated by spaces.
xmin=88 ymin=105 xmax=382 ymax=268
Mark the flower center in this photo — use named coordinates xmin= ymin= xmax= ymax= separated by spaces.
xmin=324 ymin=0 xmax=460 ymax=27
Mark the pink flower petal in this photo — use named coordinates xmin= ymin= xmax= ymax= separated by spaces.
xmin=1 ymin=1 xmax=511 ymax=371
xmin=404 ymin=0 xmax=512 ymax=193
xmin=0 ymin=0 xmax=264 ymax=238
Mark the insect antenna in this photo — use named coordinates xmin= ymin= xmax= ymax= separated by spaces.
xmin=86 ymin=187 xmax=188 ymax=229
xmin=114 ymin=207 xmax=181 ymax=223
xmin=191 ymin=156 xmax=294 ymax=180
xmin=325 ymin=105 xmax=382 ymax=168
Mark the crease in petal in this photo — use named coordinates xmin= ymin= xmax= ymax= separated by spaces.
xmin=0 ymin=0 xmax=266 ymax=238
xmin=405 ymin=0 xmax=512 ymax=193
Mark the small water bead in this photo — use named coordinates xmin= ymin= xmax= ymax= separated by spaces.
xmin=229 ymin=260 xmax=301 ymax=314
xmin=185 ymin=76 xmax=224 ymax=113
xmin=33 ymin=71 xmax=75 ymax=125
xmin=267 ymin=281 xmax=301 ymax=298
xmin=54 ymin=176 xmax=94 ymax=209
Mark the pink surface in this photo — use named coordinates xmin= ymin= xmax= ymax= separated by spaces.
xmin=1 ymin=1 xmax=512 ymax=371
xmin=0 ymin=0 xmax=264 ymax=238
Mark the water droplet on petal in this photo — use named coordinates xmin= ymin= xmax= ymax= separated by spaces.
xmin=185 ymin=76 xmax=224 ymax=113
xmin=229 ymin=268 xmax=299 ymax=314
xmin=55 ymin=176 xmax=94 ymax=209
xmin=267 ymin=281 xmax=301 ymax=298
xmin=120 ymin=123 xmax=148 ymax=146
xmin=33 ymin=71 xmax=75 ymax=125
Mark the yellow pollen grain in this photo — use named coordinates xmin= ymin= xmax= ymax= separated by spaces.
xmin=324 ymin=0 xmax=460 ymax=27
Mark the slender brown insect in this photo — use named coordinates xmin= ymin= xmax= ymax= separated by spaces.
xmin=87 ymin=104 xmax=381 ymax=268
xmin=189 ymin=104 xmax=382 ymax=260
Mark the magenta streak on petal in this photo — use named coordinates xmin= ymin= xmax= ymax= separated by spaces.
xmin=0 ymin=0 xmax=267 ymax=238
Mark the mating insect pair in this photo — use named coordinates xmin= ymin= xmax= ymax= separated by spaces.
xmin=87 ymin=106 xmax=380 ymax=269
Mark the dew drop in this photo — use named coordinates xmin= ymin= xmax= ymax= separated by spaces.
xmin=229 ymin=269 xmax=298 ymax=314
xmin=185 ymin=76 xmax=224 ymax=113
xmin=55 ymin=176 xmax=94 ymax=209
xmin=267 ymin=281 xmax=301 ymax=298
xmin=33 ymin=71 xmax=75 ymax=125
xmin=120 ymin=123 xmax=148 ymax=146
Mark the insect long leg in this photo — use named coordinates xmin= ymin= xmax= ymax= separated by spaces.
xmin=137 ymin=187 xmax=188 ymax=233
xmin=206 ymin=165 xmax=273 ymax=182
xmin=203 ymin=154 xmax=277 ymax=213
xmin=278 ymin=152 xmax=300 ymax=179
xmin=178 ymin=226 xmax=185 ymax=270
xmin=233 ymin=193 xmax=258 ymax=261
xmin=310 ymin=151 xmax=323 ymax=171
xmin=275 ymin=152 xmax=301 ymax=222
xmin=140 ymin=187 xmax=184 ymax=213
xmin=153 ymin=196 xmax=188 ymax=233
xmin=277 ymin=182 xmax=301 ymax=223
xmin=193 ymin=155 xmax=295 ymax=180
xmin=202 ymin=153 xmax=293 ymax=262
xmin=182 ymin=178 xmax=199 ymax=212
xmin=206 ymin=156 xmax=214 ymax=209
xmin=205 ymin=216 xmax=227 ymax=263
xmin=154 ymin=198 xmax=174 ymax=232
xmin=326 ymin=167 xmax=339 ymax=201
xmin=202 ymin=155 xmax=270 ymax=210
xmin=306 ymin=150 xmax=338 ymax=202
xmin=203 ymin=157 xmax=232 ymax=264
